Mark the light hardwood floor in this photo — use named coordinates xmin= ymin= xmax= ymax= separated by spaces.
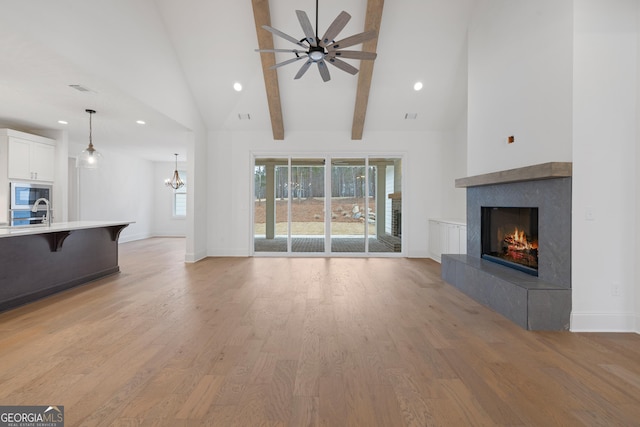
xmin=1 ymin=237 xmax=639 ymax=426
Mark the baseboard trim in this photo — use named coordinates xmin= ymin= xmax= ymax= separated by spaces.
xmin=570 ymin=311 xmax=639 ymax=333
xmin=119 ymin=232 xmax=151 ymax=243
xmin=185 ymin=249 xmax=208 ymax=263
xmin=207 ymin=249 xmax=250 ymax=257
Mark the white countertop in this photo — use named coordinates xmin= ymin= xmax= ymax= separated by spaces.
xmin=0 ymin=221 xmax=134 ymax=238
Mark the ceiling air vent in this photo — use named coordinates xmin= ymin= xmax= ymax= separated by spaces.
xmin=69 ymin=84 xmax=92 ymax=92
xmin=405 ymin=113 xmax=418 ymax=120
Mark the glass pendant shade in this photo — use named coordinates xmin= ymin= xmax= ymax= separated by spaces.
xmin=76 ymin=143 xmax=103 ymax=168
xmin=77 ymin=109 xmax=102 ymax=169
xmin=165 ymin=153 xmax=184 ymax=189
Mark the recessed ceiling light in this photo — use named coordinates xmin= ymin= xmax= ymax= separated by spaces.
xmin=58 ymin=120 xmax=68 ymax=125
xmin=233 ymin=82 xmax=243 ymax=92
xmin=136 ymin=120 xmax=146 ymax=125
xmin=413 ymin=82 xmax=423 ymax=91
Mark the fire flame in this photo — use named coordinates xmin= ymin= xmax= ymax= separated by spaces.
xmin=504 ymin=227 xmax=538 ymax=250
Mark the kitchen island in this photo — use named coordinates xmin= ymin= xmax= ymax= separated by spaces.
xmin=0 ymin=221 xmax=132 ymax=312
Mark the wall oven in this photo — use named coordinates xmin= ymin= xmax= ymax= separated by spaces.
xmin=9 ymin=182 xmax=52 ymax=226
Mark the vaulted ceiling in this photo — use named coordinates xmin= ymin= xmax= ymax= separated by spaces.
xmin=0 ymin=0 xmax=476 ymax=161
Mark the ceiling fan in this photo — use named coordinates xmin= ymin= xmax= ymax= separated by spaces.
xmin=255 ymin=0 xmax=378 ymax=82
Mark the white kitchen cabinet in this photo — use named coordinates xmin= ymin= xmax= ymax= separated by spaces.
xmin=27 ymin=140 xmax=55 ymax=181
xmin=8 ymin=137 xmax=30 ymax=179
xmin=2 ymin=130 xmax=55 ymax=182
xmin=428 ymin=219 xmax=467 ymax=262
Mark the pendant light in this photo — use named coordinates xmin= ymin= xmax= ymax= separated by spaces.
xmin=165 ymin=153 xmax=184 ymax=189
xmin=76 ymin=109 xmax=103 ymax=168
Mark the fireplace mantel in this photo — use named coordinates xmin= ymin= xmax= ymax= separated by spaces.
xmin=442 ymin=164 xmax=572 ymax=330
xmin=455 ymin=162 xmax=572 ymax=188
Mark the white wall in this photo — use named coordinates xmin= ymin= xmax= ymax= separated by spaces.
xmin=468 ymin=0 xmax=640 ymax=332
xmin=1 ymin=0 xmax=209 ymax=260
xmin=187 ymin=130 xmax=208 ymax=262
xmin=69 ymin=142 xmax=154 ymax=243
xmin=467 ymin=0 xmax=573 ymax=176
xmin=153 ymin=161 xmax=187 ymax=237
xmin=38 ymin=129 xmax=69 ymax=223
xmin=637 ymin=7 xmax=640 ymax=331
xmin=571 ymin=0 xmax=638 ymax=332
xmin=440 ymin=111 xmax=468 ymax=220
xmin=207 ymin=130 xmax=453 ymax=258
xmin=637 ymin=4 xmax=640 ymax=333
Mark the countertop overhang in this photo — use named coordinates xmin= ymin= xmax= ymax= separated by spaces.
xmin=0 ymin=220 xmax=134 ymax=312
xmin=0 ymin=221 xmax=134 ymax=239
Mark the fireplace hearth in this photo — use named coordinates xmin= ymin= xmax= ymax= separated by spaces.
xmin=440 ymin=162 xmax=572 ymax=331
xmin=481 ymin=207 xmax=539 ymax=275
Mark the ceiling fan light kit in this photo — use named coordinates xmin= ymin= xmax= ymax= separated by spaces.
xmin=255 ymin=0 xmax=378 ymax=82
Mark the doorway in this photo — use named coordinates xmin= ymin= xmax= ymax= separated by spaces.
xmin=253 ymin=156 xmax=402 ymax=255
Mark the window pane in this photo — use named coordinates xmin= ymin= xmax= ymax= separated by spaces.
xmin=291 ymin=159 xmax=325 ymax=253
xmin=174 ymin=193 xmax=187 ymax=216
xmin=171 ymin=170 xmax=187 ymax=216
xmin=331 ymin=159 xmax=365 ymax=253
xmin=254 ymin=159 xmax=288 ymax=252
xmin=369 ymin=158 xmax=401 ymax=253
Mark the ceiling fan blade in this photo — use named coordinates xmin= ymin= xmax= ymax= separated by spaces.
xmin=270 ymin=55 xmax=306 ymax=70
xmin=328 ymin=30 xmax=378 ymax=51
xmin=327 ymin=50 xmax=377 ymax=61
xmin=317 ymin=60 xmax=331 ymax=82
xmin=262 ymin=25 xmax=307 ymax=48
xmin=319 ymin=11 xmax=351 ymax=47
xmin=326 ymin=56 xmax=359 ymax=75
xmin=256 ymin=48 xmax=306 ymax=54
xmin=294 ymin=60 xmax=313 ymax=79
xmin=295 ymin=10 xmax=317 ymax=47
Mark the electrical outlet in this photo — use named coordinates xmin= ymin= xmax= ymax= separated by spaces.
xmin=612 ymin=282 xmax=621 ymax=296
xmin=585 ymin=207 xmax=596 ymax=221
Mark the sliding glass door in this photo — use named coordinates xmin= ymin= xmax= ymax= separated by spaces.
xmin=330 ymin=158 xmax=366 ymax=253
xmin=254 ymin=156 xmax=402 ymax=255
xmin=254 ymin=158 xmax=288 ymax=253
xmin=291 ymin=159 xmax=325 ymax=253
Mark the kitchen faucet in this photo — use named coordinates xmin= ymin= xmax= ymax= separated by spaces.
xmin=31 ymin=198 xmax=52 ymax=226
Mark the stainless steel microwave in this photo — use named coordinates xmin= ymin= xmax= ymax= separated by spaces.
xmin=10 ymin=182 xmax=52 ymax=210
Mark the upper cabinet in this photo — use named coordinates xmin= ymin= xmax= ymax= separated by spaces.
xmin=1 ymin=129 xmax=55 ymax=182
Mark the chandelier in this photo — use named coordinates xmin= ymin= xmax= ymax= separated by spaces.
xmin=76 ymin=109 xmax=103 ymax=168
xmin=165 ymin=153 xmax=184 ymax=189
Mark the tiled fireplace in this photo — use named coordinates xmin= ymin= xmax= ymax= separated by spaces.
xmin=441 ymin=163 xmax=572 ymax=330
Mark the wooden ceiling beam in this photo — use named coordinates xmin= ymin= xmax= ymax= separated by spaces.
xmin=352 ymin=0 xmax=384 ymax=140
xmin=251 ymin=0 xmax=285 ymax=140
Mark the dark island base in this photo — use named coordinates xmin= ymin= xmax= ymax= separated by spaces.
xmin=0 ymin=225 xmax=127 ymax=312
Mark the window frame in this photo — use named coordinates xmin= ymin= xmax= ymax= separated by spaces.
xmin=172 ymin=169 xmax=187 ymax=218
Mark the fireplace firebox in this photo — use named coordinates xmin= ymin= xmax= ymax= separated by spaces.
xmin=481 ymin=207 xmax=539 ymax=276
